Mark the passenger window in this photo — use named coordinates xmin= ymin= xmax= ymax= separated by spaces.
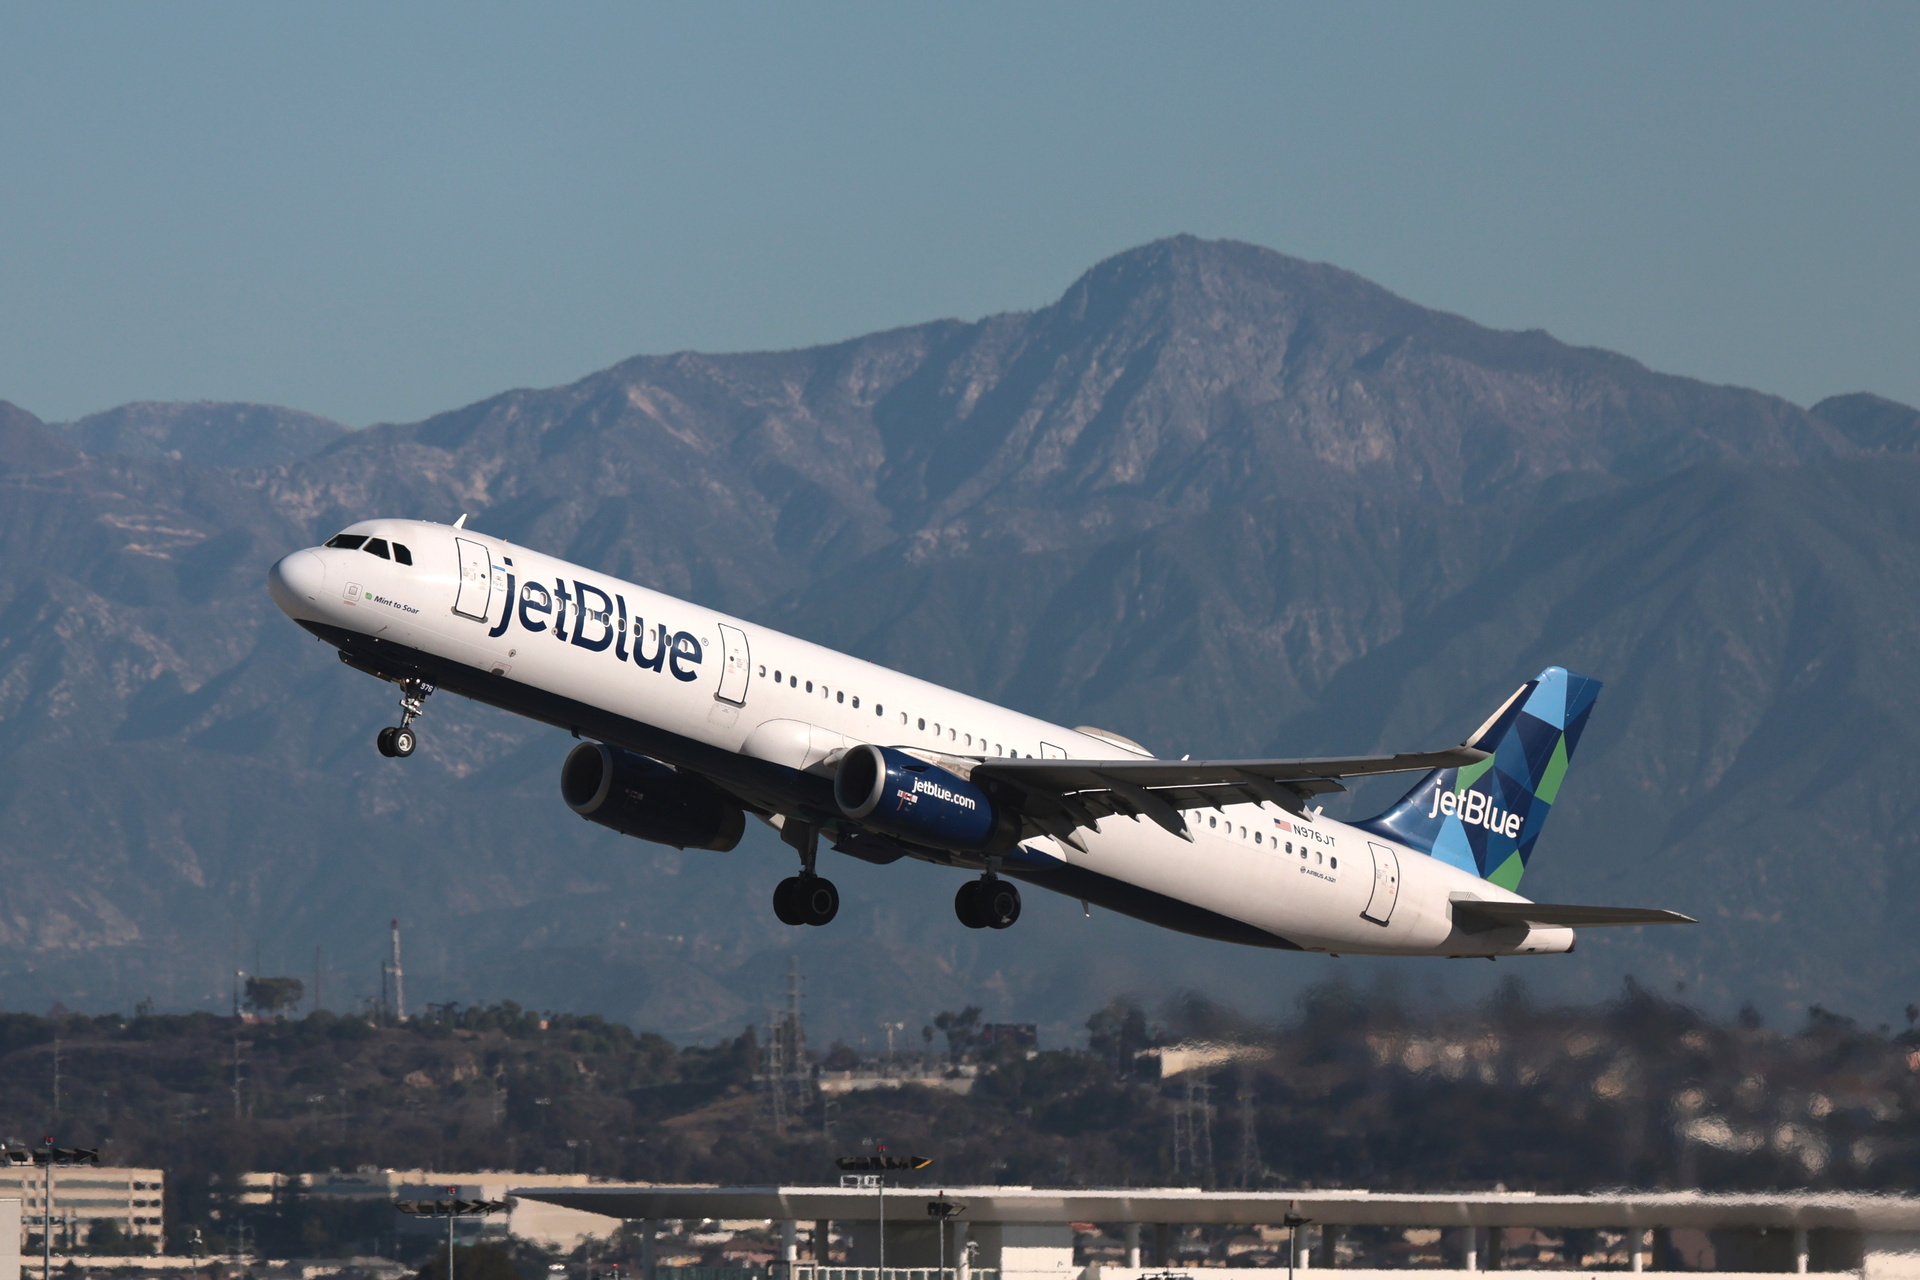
xmin=994 ymin=743 xmax=1002 ymax=755
xmin=363 ymin=538 xmax=391 ymax=559
xmin=1300 ymin=849 xmax=1307 ymax=860
xmin=392 ymin=543 xmax=413 ymax=565
xmin=791 ymin=676 xmax=798 ymax=687
xmin=1316 ymin=852 xmax=1323 ymax=864
xmin=1330 ymin=857 xmax=1338 ymax=869
xmin=806 ymin=681 xmax=813 ymax=693
xmin=1285 ymin=842 xmax=1292 ymax=853
xmin=875 ymin=704 xmax=883 ymax=716
xmin=837 ymin=691 xmax=845 ymax=704
xmin=759 ymin=666 xmax=767 ymax=677
xmin=949 ymin=728 xmax=956 ymax=740
xmin=1255 ymin=832 xmax=1262 ymax=845
xmin=324 ymin=534 xmax=367 ymax=550
xmin=918 ymin=718 xmax=926 ymax=730
xmin=774 ymin=670 xmax=782 ymax=682
xmin=852 ymin=696 xmax=859 ymax=708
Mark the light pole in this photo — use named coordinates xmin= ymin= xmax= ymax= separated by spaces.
xmin=926 ymin=1200 xmax=963 ymax=1280
xmin=1 ymin=1141 xmax=99 ymax=1280
xmin=396 ymin=1191 xmax=508 ymax=1280
xmin=835 ymin=1155 xmax=930 ymax=1278
xmin=1284 ymin=1215 xmax=1311 ymax=1280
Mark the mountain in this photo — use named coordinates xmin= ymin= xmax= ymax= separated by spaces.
xmin=55 ymin=400 xmax=350 ymax=468
xmin=0 ymin=236 xmax=1914 ymax=1043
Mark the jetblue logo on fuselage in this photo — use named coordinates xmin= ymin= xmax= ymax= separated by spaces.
xmin=1426 ymin=783 xmax=1522 ymax=838
xmin=485 ymin=568 xmax=704 ymax=682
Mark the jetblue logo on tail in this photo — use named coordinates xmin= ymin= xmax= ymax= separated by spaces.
xmin=1355 ymin=666 xmax=1602 ymax=891
xmin=1426 ymin=785 xmax=1523 ymax=837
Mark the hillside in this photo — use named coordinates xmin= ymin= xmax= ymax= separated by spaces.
xmin=0 ymin=236 xmax=1915 ymax=1035
xmin=4 ymin=984 xmax=1916 ymax=1258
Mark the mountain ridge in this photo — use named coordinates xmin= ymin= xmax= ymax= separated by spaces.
xmin=0 ymin=235 xmax=1914 ymax=1039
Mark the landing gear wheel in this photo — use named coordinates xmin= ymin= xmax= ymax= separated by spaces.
xmin=984 ymin=879 xmax=1021 ymax=929
xmin=773 ymin=876 xmax=806 ymax=926
xmin=955 ymin=880 xmax=990 ymax=929
xmin=797 ymin=875 xmax=839 ymax=926
xmin=375 ymin=678 xmax=434 ymax=759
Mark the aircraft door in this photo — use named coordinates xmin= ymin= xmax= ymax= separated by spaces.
xmin=715 ymin=623 xmax=751 ymax=706
xmin=1361 ymin=841 xmax=1401 ymax=926
xmin=452 ymin=537 xmax=493 ymax=621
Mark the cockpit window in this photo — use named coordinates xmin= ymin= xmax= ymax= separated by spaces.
xmin=363 ymin=538 xmax=391 ymax=559
xmin=325 ymin=534 xmax=367 ymax=550
xmin=392 ymin=543 xmax=413 ymax=566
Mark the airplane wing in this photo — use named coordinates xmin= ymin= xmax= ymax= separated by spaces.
xmin=968 ymin=746 xmax=1488 ymax=849
xmin=1451 ymin=900 xmax=1697 ymax=931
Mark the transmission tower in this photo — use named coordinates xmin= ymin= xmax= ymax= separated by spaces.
xmin=1172 ymin=1071 xmax=1215 ymax=1186
xmin=762 ymin=957 xmax=810 ymax=1133
xmin=1235 ymin=1075 xmax=1264 ymax=1188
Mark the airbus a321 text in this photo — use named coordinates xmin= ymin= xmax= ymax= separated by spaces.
xmin=268 ymin=519 xmax=1692 ymax=955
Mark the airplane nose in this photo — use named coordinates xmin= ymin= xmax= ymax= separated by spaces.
xmin=267 ymin=550 xmax=326 ymax=617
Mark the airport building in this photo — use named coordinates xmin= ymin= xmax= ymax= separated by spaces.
xmin=0 ymin=1165 xmax=164 ymax=1253
xmin=517 ymin=1184 xmax=1920 ymax=1280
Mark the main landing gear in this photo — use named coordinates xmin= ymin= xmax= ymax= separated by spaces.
xmin=773 ymin=821 xmax=839 ymax=927
xmin=375 ymin=678 xmax=434 ymax=758
xmin=955 ymin=875 xmax=1021 ymax=930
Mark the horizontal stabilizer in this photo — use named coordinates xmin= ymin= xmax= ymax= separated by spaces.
xmin=1452 ymin=899 xmax=1697 ymax=932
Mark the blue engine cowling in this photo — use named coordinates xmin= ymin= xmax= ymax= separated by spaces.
xmin=833 ymin=744 xmax=1009 ymax=852
xmin=561 ymin=742 xmax=745 ymax=851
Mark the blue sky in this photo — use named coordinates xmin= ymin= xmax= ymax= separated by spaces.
xmin=2 ymin=2 xmax=1916 ymax=427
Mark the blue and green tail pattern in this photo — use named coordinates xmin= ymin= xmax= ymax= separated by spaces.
xmin=1355 ymin=667 xmax=1601 ymax=891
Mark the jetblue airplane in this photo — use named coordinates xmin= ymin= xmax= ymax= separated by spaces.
xmin=267 ymin=519 xmax=1691 ymax=955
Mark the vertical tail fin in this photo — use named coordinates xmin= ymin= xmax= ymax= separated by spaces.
xmin=1354 ymin=667 xmax=1602 ymax=891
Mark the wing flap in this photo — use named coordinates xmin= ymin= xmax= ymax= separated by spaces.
xmin=975 ymin=746 xmax=1487 ymax=844
xmin=1452 ymin=900 xmax=1697 ymax=932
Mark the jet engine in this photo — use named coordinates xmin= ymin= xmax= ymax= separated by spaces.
xmin=833 ymin=744 xmax=1014 ymax=852
xmin=560 ymin=743 xmax=745 ymax=851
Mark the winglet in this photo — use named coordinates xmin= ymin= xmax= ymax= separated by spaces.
xmin=453 ymin=513 xmax=468 ymax=529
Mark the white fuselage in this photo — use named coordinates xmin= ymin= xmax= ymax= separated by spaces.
xmin=269 ymin=519 xmax=1573 ymax=958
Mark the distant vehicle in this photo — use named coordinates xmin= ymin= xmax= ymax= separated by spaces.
xmin=268 ymin=520 xmax=1691 ymax=955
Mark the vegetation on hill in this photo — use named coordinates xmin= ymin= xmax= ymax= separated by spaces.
xmin=3 ymin=977 xmax=1919 ymax=1260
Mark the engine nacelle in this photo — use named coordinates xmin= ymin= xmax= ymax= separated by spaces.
xmin=560 ymin=743 xmax=745 ymax=851
xmin=834 ymin=744 xmax=1009 ymax=852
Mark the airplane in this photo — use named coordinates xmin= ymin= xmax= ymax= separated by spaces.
xmin=267 ymin=518 xmax=1692 ymax=956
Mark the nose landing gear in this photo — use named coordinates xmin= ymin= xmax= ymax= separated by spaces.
xmin=374 ymin=678 xmax=434 ymax=758
xmin=773 ymin=821 xmax=840 ymax=926
xmin=955 ymin=875 xmax=1021 ymax=930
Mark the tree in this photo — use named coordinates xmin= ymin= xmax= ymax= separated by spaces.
xmin=245 ymin=977 xmax=305 ymax=1017
xmin=933 ymin=1006 xmax=982 ymax=1063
